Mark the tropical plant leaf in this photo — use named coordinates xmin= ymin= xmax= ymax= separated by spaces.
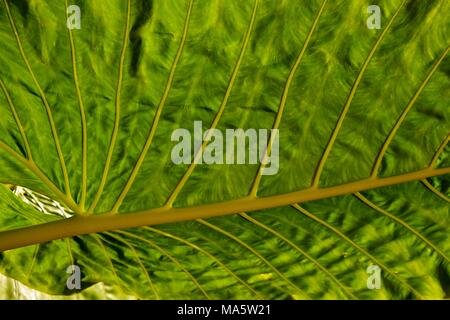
xmin=0 ymin=0 xmax=449 ymax=299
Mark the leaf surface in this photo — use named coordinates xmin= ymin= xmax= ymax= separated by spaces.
xmin=0 ymin=0 xmax=449 ymax=299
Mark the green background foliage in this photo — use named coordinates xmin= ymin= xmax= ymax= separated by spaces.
xmin=0 ymin=0 xmax=449 ymax=299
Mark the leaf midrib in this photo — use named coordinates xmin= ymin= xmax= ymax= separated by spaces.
xmin=0 ymin=165 xmax=449 ymax=252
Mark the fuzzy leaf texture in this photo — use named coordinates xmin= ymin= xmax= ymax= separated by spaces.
xmin=0 ymin=0 xmax=449 ymax=299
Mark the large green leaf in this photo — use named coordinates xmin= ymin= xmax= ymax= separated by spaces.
xmin=0 ymin=0 xmax=449 ymax=299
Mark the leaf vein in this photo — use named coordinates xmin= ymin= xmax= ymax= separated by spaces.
xmin=370 ymin=46 xmax=450 ymax=178
xmin=197 ymin=218 xmax=312 ymax=299
xmin=2 ymin=0 xmax=72 ymax=197
xmin=310 ymin=0 xmax=407 ymax=187
xmin=240 ymin=212 xmax=357 ymax=299
xmin=164 ymin=0 xmax=260 ymax=207
xmin=354 ymin=192 xmax=449 ymax=262
xmin=292 ymin=204 xmax=425 ymax=299
xmin=116 ymin=230 xmax=211 ymax=299
xmin=249 ymin=0 xmax=328 ymax=196
xmin=88 ymin=0 xmax=132 ymax=213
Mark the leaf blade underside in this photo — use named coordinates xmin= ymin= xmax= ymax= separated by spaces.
xmin=0 ymin=0 xmax=449 ymax=299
